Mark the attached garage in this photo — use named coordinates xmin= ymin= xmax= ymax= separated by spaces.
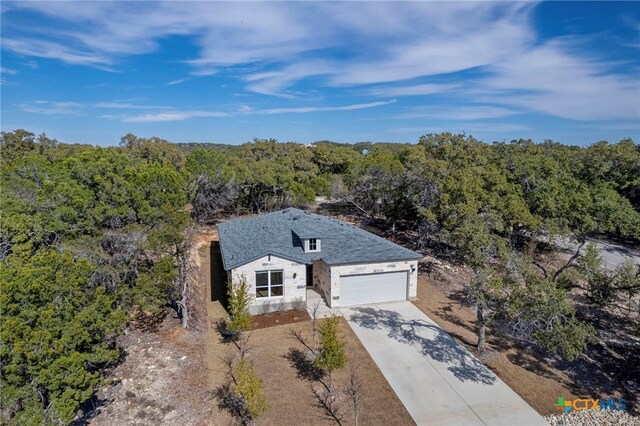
xmin=340 ymin=271 xmax=408 ymax=307
xmin=218 ymin=208 xmax=421 ymax=312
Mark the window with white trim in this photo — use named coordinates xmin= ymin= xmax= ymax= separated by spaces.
xmin=306 ymin=238 xmax=321 ymax=252
xmin=255 ymin=270 xmax=284 ymax=298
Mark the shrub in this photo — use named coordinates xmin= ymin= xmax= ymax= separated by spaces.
xmin=227 ymin=275 xmax=251 ymax=332
xmin=314 ymin=316 xmax=347 ymax=378
xmin=231 ymin=359 xmax=270 ymax=422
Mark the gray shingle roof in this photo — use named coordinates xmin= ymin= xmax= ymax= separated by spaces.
xmin=217 ymin=208 xmax=422 ymax=270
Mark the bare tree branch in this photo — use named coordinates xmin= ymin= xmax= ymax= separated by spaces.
xmin=312 ymin=383 xmax=345 ymax=425
xmin=552 ymin=239 xmax=586 ymax=282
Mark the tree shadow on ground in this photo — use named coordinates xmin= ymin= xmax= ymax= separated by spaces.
xmin=435 ymin=301 xmax=475 ymax=333
xmin=348 ymin=307 xmax=496 ymax=385
xmin=213 ymin=384 xmax=250 ymax=424
xmin=69 ymin=395 xmax=110 ymax=425
xmin=284 ymin=348 xmax=326 ymax=382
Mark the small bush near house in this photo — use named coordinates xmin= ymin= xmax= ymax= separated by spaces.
xmin=314 ymin=315 xmax=348 ymax=384
xmin=227 ymin=276 xmax=251 ymax=332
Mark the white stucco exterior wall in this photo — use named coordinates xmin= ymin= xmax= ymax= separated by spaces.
xmin=327 ymin=260 xmax=418 ymax=308
xmin=230 ymin=254 xmax=307 ymax=314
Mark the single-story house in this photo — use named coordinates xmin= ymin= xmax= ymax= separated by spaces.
xmin=217 ymin=208 xmax=422 ymax=314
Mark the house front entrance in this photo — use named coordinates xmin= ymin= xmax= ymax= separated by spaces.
xmin=306 ymin=264 xmax=313 ymax=287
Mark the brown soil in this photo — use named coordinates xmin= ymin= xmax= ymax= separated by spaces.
xmin=90 ymin=315 xmax=214 ymax=425
xmin=250 ymin=309 xmax=311 ymax=330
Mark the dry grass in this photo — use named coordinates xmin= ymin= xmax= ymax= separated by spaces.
xmin=204 ymin=319 xmax=414 ymax=425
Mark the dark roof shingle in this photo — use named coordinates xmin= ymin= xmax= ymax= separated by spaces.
xmin=217 ymin=208 xmax=421 ymax=270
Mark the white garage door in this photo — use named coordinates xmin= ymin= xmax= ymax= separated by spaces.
xmin=340 ymin=271 xmax=408 ymax=306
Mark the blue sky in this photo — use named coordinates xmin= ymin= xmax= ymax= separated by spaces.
xmin=1 ymin=1 xmax=639 ymax=146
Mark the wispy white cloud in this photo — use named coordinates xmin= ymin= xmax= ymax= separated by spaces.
xmin=456 ymin=123 xmax=532 ymax=133
xmin=22 ymin=60 xmax=39 ymax=69
xmin=94 ymin=102 xmax=173 ymax=110
xmin=396 ymin=105 xmax=518 ymax=121
xmin=0 ymin=67 xmax=17 ymax=75
xmin=392 ymin=123 xmax=531 ymax=134
xmin=243 ymin=62 xmax=333 ymax=98
xmin=19 ymin=100 xmax=176 ymax=116
xmin=101 ymin=99 xmax=395 ymax=122
xmin=19 ymin=100 xmax=84 ymax=115
xmin=245 ymin=100 xmax=397 ymax=115
xmin=329 ymin=8 xmax=534 ymax=86
xmin=483 ymin=39 xmax=640 ymax=121
xmin=165 ymin=78 xmax=188 ymax=86
xmin=3 ymin=38 xmax=114 ymax=70
xmin=369 ymin=83 xmax=461 ymax=97
xmin=188 ymin=68 xmax=217 ymax=77
xmin=0 ymin=66 xmax=18 ymax=84
xmin=117 ymin=110 xmax=229 ymax=123
xmin=595 ymin=122 xmax=640 ymax=131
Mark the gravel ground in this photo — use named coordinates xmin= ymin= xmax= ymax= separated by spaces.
xmin=545 ymin=410 xmax=639 ymax=426
xmin=90 ymin=318 xmax=213 ymax=425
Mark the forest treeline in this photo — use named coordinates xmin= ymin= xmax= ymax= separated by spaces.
xmin=1 ymin=129 xmax=639 ymax=424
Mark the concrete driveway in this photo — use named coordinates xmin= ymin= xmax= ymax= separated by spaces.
xmin=342 ymin=302 xmax=547 ymax=426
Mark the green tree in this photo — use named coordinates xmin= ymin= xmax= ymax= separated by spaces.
xmin=613 ymin=260 xmax=640 ymax=317
xmin=231 ymin=359 xmax=270 ymax=423
xmin=0 ymin=130 xmax=193 ymax=423
xmin=577 ymin=243 xmax=613 ymax=307
xmin=311 ymin=141 xmax=359 ymax=175
xmin=0 ymin=250 xmax=127 ymax=424
xmin=466 ymin=267 xmax=506 ymax=352
xmin=227 ymin=276 xmax=252 ymax=332
xmin=119 ymin=133 xmax=186 ymax=170
xmin=187 ymin=148 xmax=238 ymax=222
xmin=314 ymin=316 xmax=347 ymax=385
xmin=503 ymin=265 xmax=595 ymax=361
xmin=231 ymin=139 xmax=318 ymax=212
xmin=575 ymin=246 xmax=640 ymax=313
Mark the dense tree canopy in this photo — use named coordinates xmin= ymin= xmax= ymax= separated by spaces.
xmin=1 ymin=128 xmax=638 ymax=423
xmin=1 ymin=131 xmax=189 ymax=424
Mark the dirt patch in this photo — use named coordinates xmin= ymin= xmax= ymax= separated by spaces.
xmin=250 ymin=309 xmax=311 ymax=330
xmin=90 ymin=316 xmax=213 ymax=425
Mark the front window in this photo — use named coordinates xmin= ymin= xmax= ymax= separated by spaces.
xmin=255 ymin=270 xmax=284 ymax=298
